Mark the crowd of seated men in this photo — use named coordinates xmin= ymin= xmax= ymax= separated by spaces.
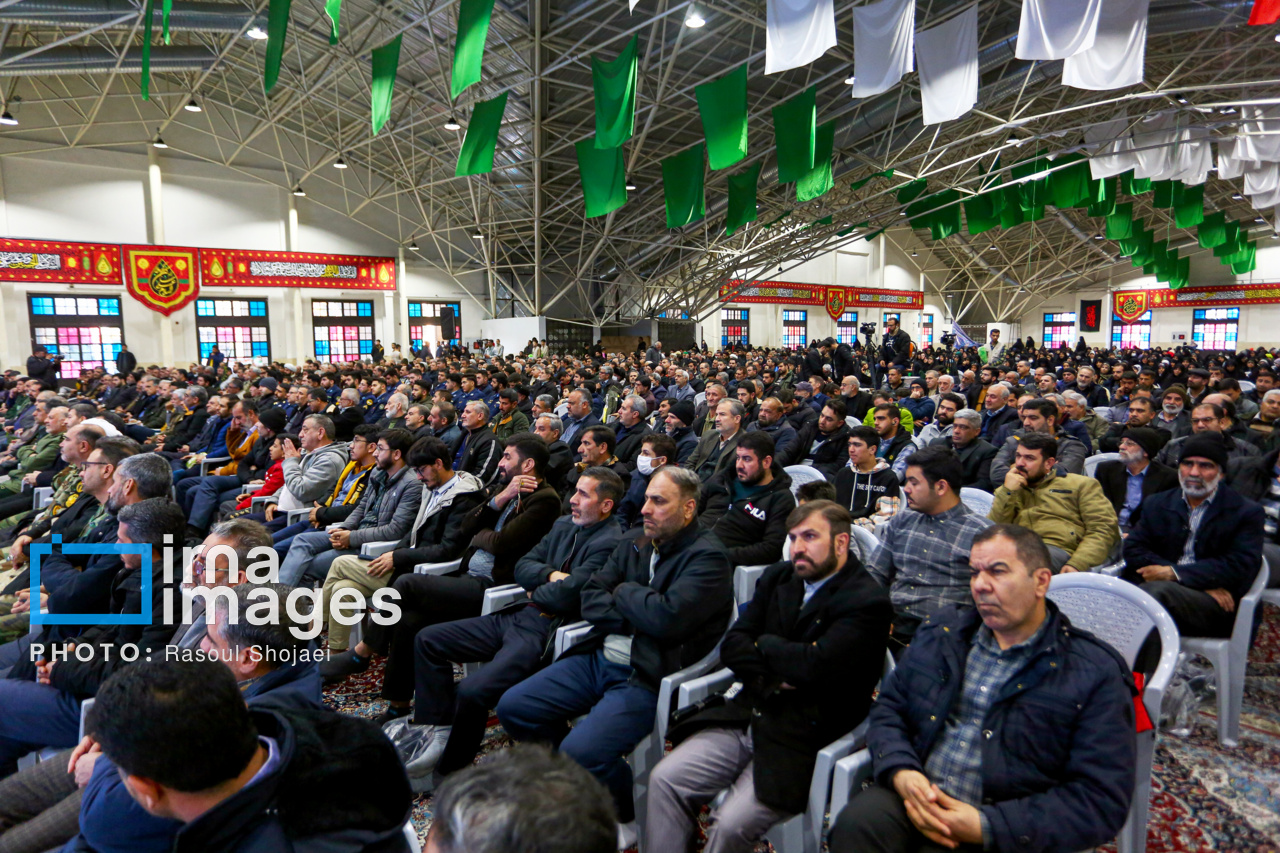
xmin=0 ymin=332 xmax=1270 ymax=853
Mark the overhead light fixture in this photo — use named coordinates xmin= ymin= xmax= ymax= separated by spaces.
xmin=1094 ymin=234 xmax=1104 ymax=240
xmin=333 ymin=155 xmax=348 ymax=169
xmin=845 ymin=75 xmax=857 ymax=85
xmin=1275 ymin=32 xmax=1280 ymax=43
xmin=0 ymin=111 xmax=16 ymax=126
xmin=625 ymin=180 xmax=637 ymax=191
xmin=152 ymin=134 xmax=168 ymax=148
xmin=899 ymin=210 xmax=907 ymax=216
xmin=1257 ymin=216 xmax=1267 ymax=223
xmin=472 ymin=230 xmax=483 ymax=239
xmin=1219 ymin=106 xmax=1237 ymax=115
xmin=911 ymin=251 xmax=918 ymax=257
xmin=292 ymin=185 xmax=306 ymax=197
xmin=443 ymin=115 xmax=461 ymax=130
xmin=1176 ymin=97 xmax=1189 ymax=105
xmin=1232 ymin=192 xmax=1243 ymax=200
xmin=184 ymin=98 xmax=202 ymax=112
xmin=987 ymin=245 xmax=998 ymax=251
xmin=246 ymin=25 xmax=268 ymax=40
xmin=1007 ymin=135 xmax=1019 ymax=144
xmin=684 ymin=6 xmax=706 ymax=27
xmin=408 ymin=240 xmax=419 ymax=251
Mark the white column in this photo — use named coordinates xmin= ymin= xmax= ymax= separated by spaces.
xmin=145 ymin=147 xmax=175 ymax=365
xmin=285 ymin=193 xmax=299 ymax=251
xmin=292 ymin=289 xmax=308 ymax=364
xmin=0 ymin=282 xmax=11 ymax=371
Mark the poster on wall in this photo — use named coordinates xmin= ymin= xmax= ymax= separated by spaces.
xmin=199 ymin=249 xmax=397 ymax=290
xmin=0 ymin=239 xmax=122 ymax=284
xmin=1079 ymin=299 xmax=1101 ymax=333
xmin=1113 ymin=291 xmax=1149 ymax=325
xmin=121 ymin=245 xmax=201 ymax=316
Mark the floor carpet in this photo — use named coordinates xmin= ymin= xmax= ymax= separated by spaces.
xmin=323 ymin=603 xmax=1280 ymax=852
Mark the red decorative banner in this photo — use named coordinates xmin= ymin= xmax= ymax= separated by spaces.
xmin=122 ymin=245 xmax=200 ymax=316
xmin=825 ymin=287 xmax=847 ymax=320
xmin=200 ymin=249 xmax=396 ymax=290
xmin=1113 ymin=290 xmax=1149 ymax=324
xmin=0 ymin=239 xmax=122 ymax=284
xmin=1143 ymin=282 xmax=1280 ymax=309
xmin=842 ymin=286 xmax=924 ymax=310
xmin=721 ymin=280 xmax=924 ymax=311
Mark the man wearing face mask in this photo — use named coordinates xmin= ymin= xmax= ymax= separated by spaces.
xmin=616 ymin=434 xmax=675 ymax=531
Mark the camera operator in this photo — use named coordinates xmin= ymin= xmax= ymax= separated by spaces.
xmin=879 ymin=316 xmax=912 ymax=370
xmin=27 ymin=346 xmax=60 ymax=391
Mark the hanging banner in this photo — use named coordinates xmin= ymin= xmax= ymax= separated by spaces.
xmin=0 ymin=239 xmax=122 ymax=284
xmin=843 ymin=286 xmax=924 ymax=310
xmin=825 ymin=287 xmax=846 ymax=320
xmin=1112 ymin=290 xmax=1149 ymax=324
xmin=200 ymin=249 xmax=397 ymax=290
xmin=721 ymin=280 xmax=924 ymax=310
xmin=1079 ymin=298 xmax=1102 ymax=332
xmin=1114 ymin=282 xmax=1280 ymax=311
xmin=122 ymin=245 xmax=200 ymax=316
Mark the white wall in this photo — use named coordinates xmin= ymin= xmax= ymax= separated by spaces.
xmin=480 ymin=316 xmax=544 ymax=350
xmin=0 ymin=148 xmax=488 ymax=370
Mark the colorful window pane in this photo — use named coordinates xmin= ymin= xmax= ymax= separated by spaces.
xmin=28 ymin=293 xmax=125 ymax=378
xmin=921 ymin=314 xmax=934 ymax=346
xmin=406 ymin=301 xmax=462 ymax=350
xmin=1111 ymin=311 xmax=1152 ymax=349
xmin=1192 ymin=307 xmax=1239 ymax=350
xmin=782 ymin=310 xmax=807 ymax=350
xmin=721 ymin=308 xmax=749 ymax=348
xmin=1042 ymin=312 xmax=1077 ymax=349
xmin=196 ymin=298 xmax=270 ymax=364
xmin=837 ymin=311 xmax=858 ymax=346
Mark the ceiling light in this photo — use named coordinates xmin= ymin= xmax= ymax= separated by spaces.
xmin=152 ymin=135 xmax=168 ymax=148
xmin=1257 ymin=216 xmax=1267 ymax=223
xmin=292 ymin=185 xmax=305 ymax=197
xmin=1275 ymin=33 xmax=1280 ymax=43
xmin=1176 ymin=97 xmax=1189 ymax=105
xmin=246 ymin=26 xmax=268 ymax=40
xmin=1094 ymin=234 xmax=1104 ymax=240
xmin=684 ymin=6 xmax=706 ymax=27
xmin=845 ymin=75 xmax=857 ymax=85
xmin=899 ymin=210 xmax=907 ymax=216
xmin=0 ymin=111 xmax=16 ymax=126
xmin=911 ymin=251 xmax=918 ymax=257
xmin=333 ymin=155 xmax=347 ymax=169
xmin=987 ymin=245 xmax=998 ymax=250
xmin=1219 ymin=106 xmax=1237 ymax=115
xmin=184 ymin=98 xmax=202 ymax=112
xmin=443 ymin=115 xmax=461 ymax=130
xmin=625 ymin=181 xmax=637 ymax=191
xmin=408 ymin=240 xmax=419 ymax=251
xmin=1232 ymin=192 xmax=1243 ymax=200
xmin=472 ymin=230 xmax=483 ymax=239
xmin=1006 ymin=135 xmax=1020 ymax=144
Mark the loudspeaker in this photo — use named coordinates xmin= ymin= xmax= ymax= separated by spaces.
xmin=440 ymin=306 xmax=457 ymax=340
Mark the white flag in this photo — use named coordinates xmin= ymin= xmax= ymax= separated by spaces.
xmin=1086 ymin=112 xmax=1137 ymax=179
xmin=1216 ymin=138 xmax=1248 ymax=180
xmin=765 ymin=0 xmax=838 ymax=75
xmin=1063 ymin=0 xmax=1149 ymax=91
xmin=1236 ymin=105 xmax=1280 ymax=165
xmin=1016 ymin=0 xmax=1104 ymax=61
xmin=850 ymin=0 xmax=914 ymax=99
xmin=916 ymin=6 xmax=978 ymax=126
xmin=629 ymin=0 xmax=640 ymax=11
xmin=1130 ymin=112 xmax=1176 ymax=180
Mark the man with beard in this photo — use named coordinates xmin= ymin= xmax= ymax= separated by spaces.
xmin=1095 ymin=428 xmax=1178 ymax=532
xmin=1123 ymin=434 xmax=1265 ymax=645
xmin=698 ymin=432 xmax=796 ymax=566
xmin=746 ymin=396 xmax=799 ymax=466
xmin=1099 ymin=395 xmax=1170 ymax=453
xmin=990 ymin=433 xmax=1118 ymax=573
xmin=913 ymin=392 xmax=964 ymax=448
xmin=664 ymin=400 xmax=700 ymax=466
xmin=806 ymin=399 xmax=853 ymax=478
xmin=1154 ymin=385 xmax=1192 ymax=438
xmin=862 ymin=446 xmax=993 ymax=656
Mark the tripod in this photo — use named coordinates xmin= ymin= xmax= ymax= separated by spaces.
xmin=864 ymin=331 xmax=879 ymax=390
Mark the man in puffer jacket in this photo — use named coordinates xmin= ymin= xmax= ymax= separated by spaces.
xmin=698 ymin=432 xmax=796 ymax=566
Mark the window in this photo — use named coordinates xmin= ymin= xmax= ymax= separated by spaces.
xmin=1111 ymin=310 xmax=1152 ymax=348
xmin=883 ymin=312 xmax=900 ymax=331
xmin=1042 ymin=312 xmax=1077 ymax=349
xmin=836 ymin=311 xmax=859 ymax=346
xmin=782 ymin=309 xmax=808 ymax=350
xmin=195 ymin=298 xmax=270 ymax=364
xmin=29 ymin=294 xmax=124 ymax=378
xmin=312 ymin=300 xmax=374 ymax=362
xmin=1193 ymin=308 xmax=1239 ymax=350
xmin=657 ymin=310 xmax=689 ymax=319
xmin=407 ymin=301 xmax=462 ymax=353
xmin=921 ymin=314 xmax=934 ymax=346
xmin=721 ymin=308 xmax=749 ymax=348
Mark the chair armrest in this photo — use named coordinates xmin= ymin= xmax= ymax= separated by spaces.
xmin=360 ymin=540 xmax=399 ymax=558
xmin=806 ymin=722 xmax=870 ymax=850
xmin=32 ymin=487 xmax=53 ymax=510
xmin=200 ymin=456 xmax=231 ymax=475
xmin=325 ymin=523 xmax=343 ymax=532
xmin=286 ymin=508 xmax=311 ymax=524
xmin=655 ymin=645 xmax=724 ymax=742
xmin=251 ymin=494 xmax=278 ymax=511
xmin=675 ymin=667 xmax=735 ymax=709
xmin=79 ymin=698 xmax=95 ymax=741
xmin=413 ymin=558 xmax=462 ymax=576
xmin=733 ymin=565 xmax=768 ymax=607
xmin=828 ymin=748 xmax=874 ymax=824
xmin=481 ymin=584 xmax=528 ymax=616
xmin=553 ymin=620 xmax=592 ymax=661
xmin=243 ymin=483 xmax=264 ymax=494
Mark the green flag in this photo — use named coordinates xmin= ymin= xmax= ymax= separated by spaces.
xmin=1231 ymin=243 xmax=1257 ymax=274
xmin=795 ymin=120 xmax=835 ymax=203
xmin=1047 ymin=155 xmax=1090 ymax=208
xmin=455 ymin=91 xmax=508 ymax=176
xmin=575 ymin=137 xmax=626 ymax=219
xmin=696 ymin=64 xmax=748 ymax=170
xmin=593 ymin=35 xmax=639 ymax=149
xmin=1086 ymin=176 xmax=1116 ymax=217
xmin=662 ymin=144 xmax=705 ymax=228
xmin=725 ymin=163 xmax=761 ymax=236
xmin=763 ymin=210 xmax=792 ymax=229
xmin=370 ymin=35 xmax=402 ymax=135
xmin=772 ymin=86 xmax=815 ymax=184
xmin=851 ymin=169 xmax=894 ymax=191
xmin=1198 ymin=211 xmax=1227 ymax=248
xmin=897 ymin=179 xmax=927 ymax=204
xmin=264 ymin=0 xmax=291 ymax=94
xmin=161 ymin=0 xmax=172 ymax=43
xmin=809 ymin=215 xmax=833 ymax=227
xmin=964 ymin=193 xmax=999 ymax=236
xmin=1121 ymin=171 xmax=1150 ymax=195
xmin=1174 ymin=183 xmax=1205 ymax=228
xmin=141 ymin=0 xmax=154 ymax=99
xmin=325 ymin=0 xmax=340 ymax=43
xmin=1105 ymin=203 xmax=1135 ymax=239
xmin=452 ymin=0 xmax=495 ymax=101
xmin=1152 ymin=180 xmax=1178 ymax=208
xmin=928 ymin=190 xmax=962 ymax=240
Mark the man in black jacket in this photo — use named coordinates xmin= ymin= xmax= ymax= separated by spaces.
xmin=747 ymin=396 xmax=800 ymax=467
xmin=533 ymin=413 xmax=574 ymax=492
xmin=25 ymin=347 xmax=58 ymax=392
xmin=807 ymin=398 xmax=852 ymax=478
xmin=0 ymin=498 xmax=186 ymax=777
xmin=1095 ymin=428 xmax=1178 ymax=530
xmin=646 ymin=501 xmax=892 ymax=852
xmin=455 ymin=400 xmax=502 ymax=487
xmin=612 ymin=395 xmax=652 ymax=470
xmin=699 ymin=431 xmax=796 ymax=567
xmin=931 ymin=408 xmax=998 ymax=493
xmin=497 ymin=465 xmax=733 ymax=832
xmin=1228 ymin=445 xmax=1280 ymax=587
xmin=388 ymin=467 xmax=625 ymax=790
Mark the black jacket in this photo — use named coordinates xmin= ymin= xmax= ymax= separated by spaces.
xmin=1124 ymin=483 xmax=1265 ymax=604
xmin=1227 ymin=447 xmax=1280 ymax=524
xmin=746 ymin=420 xmax=801 ymax=467
xmin=980 ymin=405 xmax=1019 ymax=442
xmin=545 ymin=440 xmax=574 ymax=492
xmin=842 ymin=391 xmax=874 ymax=422
xmin=170 ymin=407 xmax=211 ymax=449
xmin=331 ymin=406 xmax=365 ymax=442
xmin=169 ymin=709 xmax=412 ymax=853
xmin=1095 ymin=460 xmax=1179 ymax=527
xmin=699 ymin=464 xmax=797 ymax=566
xmin=114 ymin=349 xmax=137 ymax=376
xmin=513 ymin=515 xmax=623 ymax=619
xmin=808 ymin=424 xmax=852 ymax=478
xmin=613 ymin=421 xmax=652 ymax=469
xmin=835 ymin=463 xmax=901 ymax=520
xmin=389 ymin=474 xmax=488 ymax=575
xmin=578 ymin=522 xmax=733 ymax=692
xmin=785 ymin=405 xmax=818 ymax=437
xmin=457 ymin=426 xmax=502 ymax=487
xmin=934 ymin=436 xmax=999 ymax=492
xmin=27 ymin=355 xmax=59 ymax=389
xmin=669 ymin=426 xmax=699 ymax=465
xmin=458 ymin=481 xmax=562 ymax=585
xmin=678 ymin=556 xmax=891 ymax=813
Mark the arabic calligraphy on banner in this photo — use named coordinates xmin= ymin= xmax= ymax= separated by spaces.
xmin=122 ymin=245 xmax=200 ymax=316
xmin=201 ymin=249 xmax=396 ymax=290
xmin=721 ymin=280 xmax=924 ymax=311
xmin=0 ymin=239 xmax=122 ymax=284
xmin=1113 ymin=283 xmax=1280 ymax=317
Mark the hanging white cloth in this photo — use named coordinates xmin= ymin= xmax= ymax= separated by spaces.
xmin=916 ymin=5 xmax=978 ymax=126
xmin=1168 ymin=125 xmax=1213 ymax=186
xmin=1249 ymin=185 xmax=1280 ymax=209
xmin=765 ymin=0 xmax=838 ymax=75
xmin=629 ymin=0 xmax=640 ymax=11
xmin=1244 ymin=162 xmax=1280 ymax=197
xmin=1062 ymin=0 xmax=1148 ymax=91
xmin=1235 ymin=105 xmax=1280 ymax=165
xmin=850 ymin=0 xmax=914 ymax=99
xmin=1130 ymin=112 xmax=1176 ymax=180
xmin=1216 ymin=137 xmax=1249 ymax=180
xmin=1086 ymin=112 xmax=1138 ymax=179
xmin=1015 ymin=0 xmax=1104 ymax=61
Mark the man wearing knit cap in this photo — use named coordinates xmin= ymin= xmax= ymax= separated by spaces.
xmin=1094 ymin=427 xmax=1179 ymax=531
xmin=664 ymin=399 xmax=699 ymax=466
xmin=1123 ymin=432 xmax=1265 ymax=641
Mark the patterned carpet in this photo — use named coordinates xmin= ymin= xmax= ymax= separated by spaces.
xmin=323 ymin=604 xmax=1280 ymax=852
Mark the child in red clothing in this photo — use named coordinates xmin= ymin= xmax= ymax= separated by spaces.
xmin=233 ymin=432 xmax=294 ymax=510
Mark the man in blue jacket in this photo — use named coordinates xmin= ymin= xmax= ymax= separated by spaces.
xmin=830 ymin=523 xmax=1136 ymax=853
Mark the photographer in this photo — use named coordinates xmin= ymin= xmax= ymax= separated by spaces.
xmin=27 ymin=347 xmax=59 ymax=392
xmin=878 ymin=317 xmax=912 ymax=370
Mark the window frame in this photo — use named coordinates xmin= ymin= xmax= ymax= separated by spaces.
xmin=782 ymin=309 xmax=808 ymax=350
xmin=1111 ymin=311 xmax=1152 ymax=349
xmin=195 ymin=297 xmax=271 ymax=365
xmin=407 ymin=300 xmax=462 ymax=353
xmin=28 ymin=293 xmax=125 ymax=379
xmin=921 ymin=313 xmax=935 ymax=346
xmin=836 ymin=311 xmax=859 ymax=346
xmin=311 ymin=299 xmax=375 ymax=362
xmin=1191 ymin=307 xmax=1240 ymax=350
xmin=721 ymin=307 xmax=749 ymax=348
xmin=1042 ymin=311 xmax=1078 ymax=349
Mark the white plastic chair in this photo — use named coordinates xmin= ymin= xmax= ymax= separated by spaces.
xmin=959 ymin=487 xmax=993 ymax=517
xmin=1182 ymin=559 xmax=1269 ymax=748
xmin=32 ymin=487 xmax=53 ymax=510
xmin=1239 ymin=380 xmax=1256 ymax=395
xmin=733 ymin=565 xmax=768 ymax=608
xmin=554 ymin=402 xmax=569 ymax=418
xmin=845 ymin=416 xmax=859 ymax=429
xmin=1095 ymin=406 xmax=1114 ymax=423
xmin=848 ymin=524 xmax=880 ymax=564
xmin=1084 ymin=452 xmax=1121 ymax=479
xmin=199 ymin=455 xmax=232 ymax=475
xmin=414 ymin=558 xmax=463 ymax=576
xmin=359 ymin=540 xmax=399 ymax=558
xmin=694 ymin=391 xmax=706 ymax=407
xmin=783 ymin=465 xmax=826 ymax=497
xmin=404 ymin=821 xmax=422 ymax=853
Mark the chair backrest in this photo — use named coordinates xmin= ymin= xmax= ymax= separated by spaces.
xmin=404 ymin=822 xmax=422 ymax=853
xmin=846 ymin=415 xmax=859 ymax=429
xmin=783 ymin=465 xmax=827 ymax=496
xmin=695 ymin=391 xmax=706 ymax=407
xmin=554 ymin=402 xmax=569 ymax=418
xmin=1095 ymin=406 xmax=1113 ymax=423
xmin=849 ymin=524 xmax=880 ymax=564
xmin=1230 ymin=558 xmax=1270 ymax=656
xmin=1047 ymin=573 xmax=1181 ymax=720
xmin=1240 ymin=380 xmax=1256 ymax=394
xmin=1083 ymin=452 xmax=1120 ymax=478
xmin=959 ymin=487 xmax=993 ymax=517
